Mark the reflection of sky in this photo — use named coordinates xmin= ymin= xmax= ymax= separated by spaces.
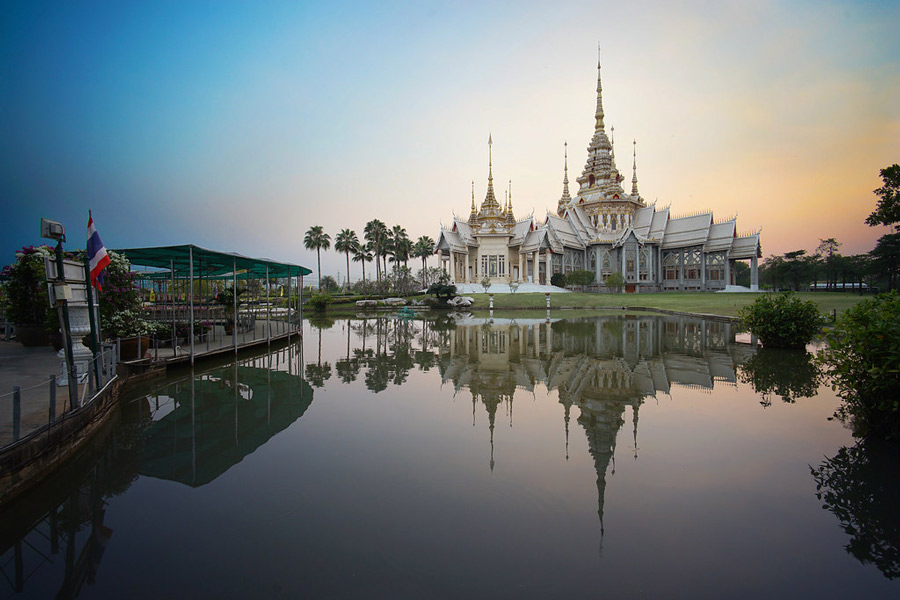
xmin=2 ymin=1 xmax=899 ymax=277
xmin=3 ymin=315 xmax=898 ymax=597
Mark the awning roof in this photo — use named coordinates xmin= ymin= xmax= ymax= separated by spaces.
xmin=115 ymin=244 xmax=311 ymax=279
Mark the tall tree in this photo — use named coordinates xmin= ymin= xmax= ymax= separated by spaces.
xmin=364 ymin=219 xmax=388 ymax=281
xmin=303 ymin=225 xmax=331 ymax=289
xmin=391 ymin=225 xmax=411 ymax=273
xmin=413 ymin=236 xmax=435 ymax=287
xmin=816 ymin=238 xmax=842 ymax=290
xmin=352 ymin=243 xmax=373 ymax=283
xmin=871 ymin=233 xmax=900 ymax=291
xmin=865 ymin=164 xmax=900 ymax=231
xmin=334 ymin=229 xmax=359 ymax=290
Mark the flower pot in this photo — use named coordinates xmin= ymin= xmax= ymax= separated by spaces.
xmin=16 ymin=324 xmax=50 ymax=347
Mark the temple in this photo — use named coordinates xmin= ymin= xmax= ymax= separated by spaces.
xmin=436 ymin=53 xmax=761 ymax=292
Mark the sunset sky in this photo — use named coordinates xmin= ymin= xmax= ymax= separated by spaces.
xmin=2 ymin=0 xmax=898 ymax=281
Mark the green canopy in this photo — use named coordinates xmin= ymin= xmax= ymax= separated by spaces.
xmin=115 ymin=244 xmax=311 ymax=279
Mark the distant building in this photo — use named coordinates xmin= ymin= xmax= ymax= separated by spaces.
xmin=436 ymin=55 xmax=761 ymax=292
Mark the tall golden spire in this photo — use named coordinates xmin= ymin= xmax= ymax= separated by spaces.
xmin=557 ymin=142 xmax=572 ymax=215
xmin=631 ymin=140 xmax=639 ymax=196
xmin=480 ymin=133 xmax=501 ymax=212
xmin=594 ymin=45 xmax=605 ymax=131
xmin=506 ymin=180 xmax=516 ymax=225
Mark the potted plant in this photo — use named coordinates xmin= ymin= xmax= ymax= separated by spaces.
xmin=215 ymin=287 xmax=246 ymax=335
xmin=0 ymin=245 xmax=58 ymax=346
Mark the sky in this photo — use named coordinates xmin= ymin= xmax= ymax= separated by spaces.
xmin=2 ymin=0 xmax=899 ymax=282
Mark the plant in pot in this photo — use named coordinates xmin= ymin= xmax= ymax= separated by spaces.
xmin=0 ymin=245 xmax=57 ymax=346
xmin=215 ymin=287 xmax=247 ymax=335
xmin=96 ymin=252 xmax=155 ymax=359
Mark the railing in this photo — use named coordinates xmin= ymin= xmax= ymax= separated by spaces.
xmin=0 ymin=344 xmax=117 ymax=450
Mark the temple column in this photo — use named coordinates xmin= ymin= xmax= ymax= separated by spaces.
xmin=725 ymin=253 xmax=731 ymax=288
xmin=635 ymin=245 xmax=641 ymax=293
xmin=751 ymin=253 xmax=759 ymax=291
xmin=532 ymin=251 xmax=538 ymax=283
xmin=464 ymin=252 xmax=470 ymax=284
xmin=546 ymin=252 xmax=552 ymax=285
xmin=701 ymin=249 xmax=706 ymax=290
xmin=679 ymin=249 xmax=685 ymax=291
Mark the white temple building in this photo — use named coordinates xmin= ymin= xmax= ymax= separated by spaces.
xmin=436 ymin=54 xmax=761 ymax=292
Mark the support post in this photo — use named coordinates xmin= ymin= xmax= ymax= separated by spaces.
xmin=49 ymin=375 xmax=56 ymax=423
xmin=13 ymin=386 xmax=21 ymax=441
xmin=233 ymin=258 xmax=238 ymax=355
xmin=83 ymin=257 xmax=102 ymax=387
xmin=189 ymin=246 xmax=195 ymax=365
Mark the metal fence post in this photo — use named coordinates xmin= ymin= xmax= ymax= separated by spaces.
xmin=49 ymin=376 xmax=57 ymax=423
xmin=13 ymin=386 xmax=21 ymax=442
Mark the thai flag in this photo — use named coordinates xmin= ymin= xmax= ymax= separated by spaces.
xmin=87 ymin=211 xmax=110 ymax=291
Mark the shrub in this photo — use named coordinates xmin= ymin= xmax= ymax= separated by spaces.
xmin=820 ymin=292 xmax=900 ymax=439
xmin=307 ymin=292 xmax=332 ymax=312
xmin=319 ymin=275 xmax=340 ymax=293
xmin=567 ymin=270 xmax=595 ymax=289
xmin=605 ymin=272 xmax=625 ymax=292
xmin=738 ymin=292 xmax=823 ymax=348
xmin=550 ymin=272 xmax=566 ymax=288
xmin=1 ymin=245 xmax=55 ymax=327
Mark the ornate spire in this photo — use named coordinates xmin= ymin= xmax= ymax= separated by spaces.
xmin=594 ymin=45 xmax=605 ymax=131
xmin=506 ymin=180 xmax=516 ymax=225
xmin=610 ymin=126 xmax=615 ymax=160
xmin=576 ymin=49 xmax=624 ymax=198
xmin=557 ymin=142 xmax=572 ymax=216
xmin=469 ymin=180 xmax=478 ymax=222
xmin=480 ymin=133 xmax=501 ymax=213
xmin=631 ymin=140 xmax=639 ymax=196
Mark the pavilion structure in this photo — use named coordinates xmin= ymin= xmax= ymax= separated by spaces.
xmin=436 ymin=53 xmax=761 ymax=292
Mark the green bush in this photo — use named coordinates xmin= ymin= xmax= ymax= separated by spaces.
xmin=820 ymin=292 xmax=900 ymax=439
xmin=605 ymin=272 xmax=625 ymax=292
xmin=550 ymin=272 xmax=566 ymax=288
xmin=307 ymin=292 xmax=332 ymax=312
xmin=738 ymin=292 xmax=823 ymax=348
xmin=567 ymin=270 xmax=595 ymax=287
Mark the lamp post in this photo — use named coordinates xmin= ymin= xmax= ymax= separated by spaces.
xmin=42 ymin=219 xmax=79 ymax=409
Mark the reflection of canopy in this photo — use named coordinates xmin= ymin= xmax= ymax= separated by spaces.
xmin=139 ymin=365 xmax=313 ymax=487
xmin=116 ymin=244 xmax=312 ymax=279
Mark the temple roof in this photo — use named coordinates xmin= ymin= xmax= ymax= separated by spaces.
xmin=661 ymin=213 xmax=713 ymax=249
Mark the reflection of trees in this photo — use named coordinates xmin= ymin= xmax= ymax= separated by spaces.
xmin=811 ymin=439 xmax=900 ymax=579
xmin=335 ymin=316 xmax=448 ymax=392
xmin=738 ymin=349 xmax=823 ymax=407
xmin=305 ymin=362 xmax=332 ymax=388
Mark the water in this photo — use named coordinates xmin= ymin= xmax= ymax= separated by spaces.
xmin=1 ymin=312 xmax=898 ymax=599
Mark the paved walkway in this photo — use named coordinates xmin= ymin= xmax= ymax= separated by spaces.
xmin=451 ymin=282 xmax=570 ymax=294
xmin=0 ymin=341 xmax=80 ymax=447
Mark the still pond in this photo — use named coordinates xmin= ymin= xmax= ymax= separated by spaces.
xmin=1 ymin=312 xmax=898 ymax=598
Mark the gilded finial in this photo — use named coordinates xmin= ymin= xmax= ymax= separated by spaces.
xmin=632 ymin=140 xmax=639 ymax=196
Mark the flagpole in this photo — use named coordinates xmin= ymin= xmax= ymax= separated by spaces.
xmin=83 ymin=256 xmax=102 ymax=389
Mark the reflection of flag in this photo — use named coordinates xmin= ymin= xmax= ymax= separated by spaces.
xmin=87 ymin=211 xmax=110 ymax=290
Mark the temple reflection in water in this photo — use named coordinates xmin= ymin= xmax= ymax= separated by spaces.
xmin=438 ymin=314 xmax=755 ymax=533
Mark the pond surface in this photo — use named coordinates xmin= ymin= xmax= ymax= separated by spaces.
xmin=1 ymin=312 xmax=898 ymax=599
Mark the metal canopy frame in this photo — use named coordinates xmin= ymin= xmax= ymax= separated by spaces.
xmin=114 ymin=244 xmax=310 ymax=364
xmin=115 ymin=244 xmax=311 ymax=279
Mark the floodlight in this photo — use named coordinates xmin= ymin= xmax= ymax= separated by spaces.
xmin=41 ymin=218 xmax=66 ymax=242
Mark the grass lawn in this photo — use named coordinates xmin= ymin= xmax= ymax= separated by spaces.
xmin=453 ymin=291 xmax=869 ymax=318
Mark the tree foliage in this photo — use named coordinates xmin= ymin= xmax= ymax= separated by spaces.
xmin=865 ymin=164 xmax=900 ymax=231
xmin=820 ymin=292 xmax=900 ymax=439
xmin=738 ymin=292 xmax=823 ymax=348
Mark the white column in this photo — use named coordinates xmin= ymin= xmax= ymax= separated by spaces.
xmin=464 ymin=252 xmax=470 ymax=283
xmin=751 ymin=253 xmax=759 ymax=291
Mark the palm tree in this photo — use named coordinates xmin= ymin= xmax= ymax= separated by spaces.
xmin=352 ymin=243 xmax=373 ymax=282
xmin=334 ymin=229 xmax=359 ymax=290
xmin=304 ymin=225 xmax=331 ymax=289
xmin=390 ymin=225 xmax=410 ymax=274
xmin=364 ymin=219 xmax=388 ymax=281
xmin=413 ymin=236 xmax=435 ymax=286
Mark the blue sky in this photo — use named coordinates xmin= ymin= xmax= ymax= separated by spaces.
xmin=2 ymin=0 xmax=899 ymax=281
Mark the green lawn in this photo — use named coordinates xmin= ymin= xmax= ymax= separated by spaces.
xmin=456 ymin=291 xmax=868 ymax=318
